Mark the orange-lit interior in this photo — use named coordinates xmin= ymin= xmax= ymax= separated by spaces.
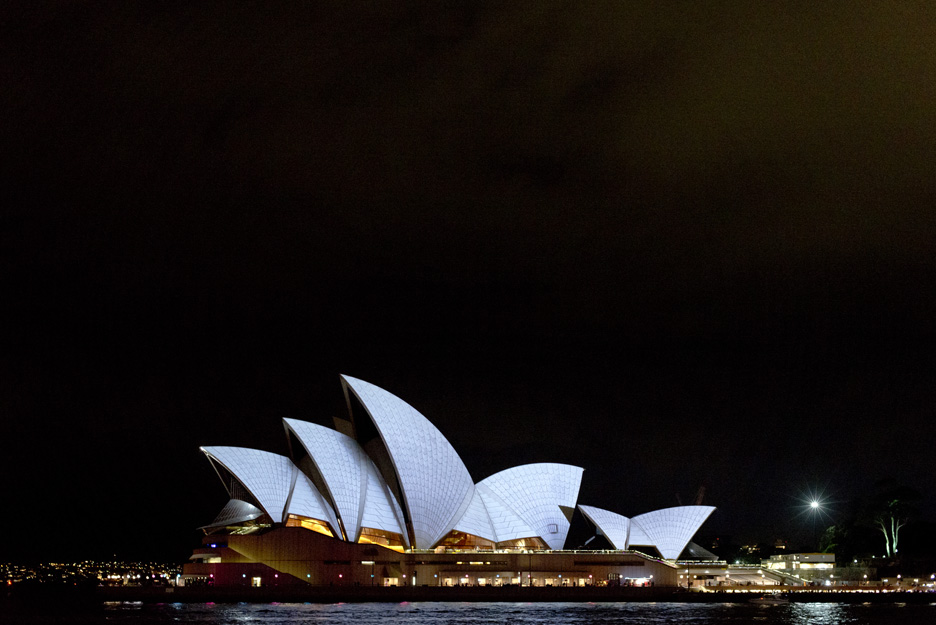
xmin=285 ymin=514 xmax=334 ymax=538
xmin=496 ymin=536 xmax=549 ymax=550
xmin=435 ymin=530 xmax=496 ymax=550
xmin=358 ymin=527 xmax=406 ymax=552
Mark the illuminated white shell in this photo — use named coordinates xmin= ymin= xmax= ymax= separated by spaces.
xmin=342 ymin=375 xmax=475 ymax=549
xmin=452 ymin=486 xmax=497 ymax=542
xmin=285 ymin=419 xmax=368 ymax=541
xmin=475 ymin=483 xmax=536 ymax=543
xmin=359 ymin=454 xmax=408 ymax=542
xmin=578 ymin=504 xmax=630 ymax=549
xmin=201 ymin=446 xmax=336 ymax=529
xmin=630 ymin=505 xmax=716 ymax=559
xmin=478 ymin=463 xmax=583 ymax=550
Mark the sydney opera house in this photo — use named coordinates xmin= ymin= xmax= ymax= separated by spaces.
xmin=183 ymin=375 xmax=714 ymax=588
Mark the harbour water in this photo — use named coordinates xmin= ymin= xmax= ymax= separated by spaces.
xmin=6 ymin=600 xmax=934 ymax=625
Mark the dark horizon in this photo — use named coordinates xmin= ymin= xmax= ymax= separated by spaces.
xmin=3 ymin=2 xmax=935 ymax=564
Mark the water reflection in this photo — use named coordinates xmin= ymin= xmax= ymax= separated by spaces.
xmin=77 ymin=600 xmax=936 ymax=625
xmin=789 ymin=603 xmax=854 ymax=625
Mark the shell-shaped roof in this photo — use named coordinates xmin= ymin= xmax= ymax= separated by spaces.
xmin=342 ymin=375 xmax=475 ymax=549
xmin=626 ymin=518 xmax=653 ymax=548
xmin=453 ymin=486 xmax=497 ymax=542
xmin=630 ymin=505 xmax=715 ymax=559
xmin=360 ymin=455 xmax=408 ymax=541
xmin=201 ymin=446 xmax=298 ymax=522
xmin=284 ymin=418 xmax=368 ymax=541
xmin=287 ymin=471 xmax=341 ymax=530
xmin=578 ymin=504 xmax=630 ymax=550
xmin=478 ymin=463 xmax=584 ymax=550
xmin=476 ymin=484 xmax=537 ymax=542
xmin=201 ymin=498 xmax=264 ymax=530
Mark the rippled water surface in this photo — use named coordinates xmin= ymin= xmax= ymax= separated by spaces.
xmin=5 ymin=601 xmax=936 ymax=625
xmin=77 ymin=601 xmax=936 ymax=625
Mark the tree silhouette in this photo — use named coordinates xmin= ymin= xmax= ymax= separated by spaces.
xmin=866 ymin=479 xmax=921 ymax=559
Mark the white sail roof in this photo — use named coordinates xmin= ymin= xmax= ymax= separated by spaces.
xmin=476 ymin=483 xmax=538 ymax=543
xmin=360 ymin=451 xmax=408 ymax=542
xmin=452 ymin=486 xmax=497 ymax=542
xmin=201 ymin=499 xmax=264 ymax=530
xmin=201 ymin=446 xmax=297 ymax=522
xmin=201 ymin=445 xmax=338 ymax=531
xmin=478 ymin=463 xmax=583 ymax=550
xmin=285 ymin=419 xmax=368 ymax=541
xmin=626 ymin=518 xmax=653 ymax=548
xmin=630 ymin=505 xmax=715 ymax=559
xmin=342 ymin=375 xmax=475 ymax=549
xmin=287 ymin=470 xmax=341 ymax=530
xmin=578 ymin=504 xmax=630 ymax=550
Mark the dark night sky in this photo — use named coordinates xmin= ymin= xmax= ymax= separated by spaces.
xmin=2 ymin=2 xmax=935 ymax=563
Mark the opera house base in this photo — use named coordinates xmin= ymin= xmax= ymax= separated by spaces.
xmin=181 ymin=527 xmax=679 ymax=592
